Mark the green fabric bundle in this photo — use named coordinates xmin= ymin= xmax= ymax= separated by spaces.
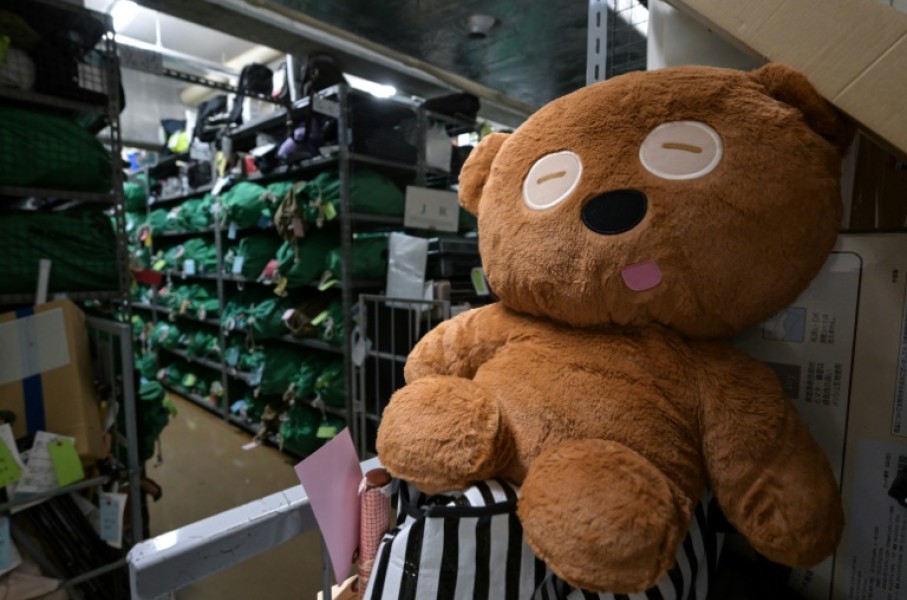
xmin=288 ymin=355 xmax=329 ymax=401
xmin=220 ymin=181 xmax=267 ymax=228
xmin=220 ymin=288 xmax=272 ymax=332
xmin=306 ymin=169 xmax=405 ymax=217
xmin=0 ymin=209 xmax=118 ymax=293
xmin=186 ymin=329 xmax=219 ymax=360
xmin=125 ymin=211 xmax=146 ymax=239
xmin=131 ymin=313 xmax=145 ymax=339
xmin=135 ymin=380 xmax=170 ymax=462
xmin=177 ymin=195 xmax=215 ymax=232
xmin=146 ymin=209 xmax=169 ymax=233
xmin=258 ymin=346 xmax=311 ymax=397
xmin=279 ymin=406 xmax=344 ymax=456
xmin=247 ymin=297 xmax=295 ymax=341
xmin=124 ymin=181 xmax=148 ymax=212
xmin=158 ymin=362 xmax=186 ymax=388
xmin=314 ymin=360 xmax=345 ymax=408
xmin=275 ymin=229 xmax=335 ymax=289
xmin=323 ymin=233 xmax=389 ymax=282
xmin=135 ymin=351 xmax=158 ymax=380
xmin=263 ymin=180 xmax=297 ymax=206
xmin=0 ymin=106 xmax=111 ymax=192
xmin=316 ymin=299 xmax=345 ymax=346
xmin=149 ymin=321 xmax=181 ymax=350
xmin=224 ymin=235 xmax=281 ymax=280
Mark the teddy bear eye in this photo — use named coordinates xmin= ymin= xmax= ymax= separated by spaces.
xmin=639 ymin=121 xmax=723 ymax=180
xmin=523 ymin=151 xmax=583 ymax=211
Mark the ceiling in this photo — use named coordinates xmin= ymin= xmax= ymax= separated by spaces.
xmin=106 ymin=0 xmax=648 ymax=125
xmin=268 ymin=0 xmax=648 ymax=109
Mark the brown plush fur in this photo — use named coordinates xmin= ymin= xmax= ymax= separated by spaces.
xmin=376 ymin=64 xmax=849 ymax=593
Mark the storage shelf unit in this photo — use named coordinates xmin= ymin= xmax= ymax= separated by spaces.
xmin=131 ymin=82 xmax=482 ymax=457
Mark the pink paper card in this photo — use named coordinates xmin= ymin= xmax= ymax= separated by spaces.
xmin=293 ymin=428 xmax=361 ymax=584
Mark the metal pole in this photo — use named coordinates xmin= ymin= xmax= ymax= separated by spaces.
xmin=587 ymin=0 xmax=609 ymax=85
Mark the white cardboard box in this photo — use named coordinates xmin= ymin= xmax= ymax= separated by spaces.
xmin=734 ymin=233 xmax=907 ymax=600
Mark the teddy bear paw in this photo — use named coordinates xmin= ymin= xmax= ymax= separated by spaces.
xmin=376 ymin=375 xmax=513 ymax=495
xmin=518 ymin=439 xmax=692 ymax=594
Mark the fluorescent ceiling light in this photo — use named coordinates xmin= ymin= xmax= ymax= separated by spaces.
xmin=111 ymin=0 xmax=139 ymax=32
xmin=346 ymin=74 xmax=396 ymax=98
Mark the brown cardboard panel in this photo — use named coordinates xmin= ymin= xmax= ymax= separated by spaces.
xmin=665 ymin=0 xmax=907 ymax=156
xmin=0 ymin=300 xmax=104 ymax=460
xmin=849 ymin=134 xmax=907 ymax=230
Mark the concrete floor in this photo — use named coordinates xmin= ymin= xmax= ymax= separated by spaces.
xmin=145 ymin=394 xmax=325 ymax=600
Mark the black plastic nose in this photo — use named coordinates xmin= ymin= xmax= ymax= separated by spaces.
xmin=581 ymin=189 xmax=648 ymax=235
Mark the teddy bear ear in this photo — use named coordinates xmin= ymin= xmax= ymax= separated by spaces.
xmin=750 ymin=63 xmax=855 ymax=155
xmin=458 ymin=132 xmax=510 ymax=216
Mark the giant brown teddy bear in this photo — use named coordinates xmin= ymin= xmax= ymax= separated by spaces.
xmin=377 ymin=63 xmax=850 ymax=594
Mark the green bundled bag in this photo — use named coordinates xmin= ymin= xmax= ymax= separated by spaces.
xmin=125 ymin=211 xmax=146 ymax=239
xmin=220 ymin=181 xmax=267 ymax=228
xmin=135 ymin=352 xmax=158 ymax=380
xmin=275 ymin=230 xmax=335 ymax=290
xmin=131 ymin=313 xmax=145 ymax=339
xmin=220 ymin=288 xmax=272 ymax=331
xmin=124 ymin=181 xmax=148 ymax=212
xmin=224 ymin=236 xmax=281 ymax=280
xmin=263 ymin=180 xmax=297 ymax=206
xmin=278 ymin=405 xmax=344 ymax=456
xmin=136 ymin=380 xmax=170 ymax=462
xmin=149 ymin=321 xmax=180 ymax=350
xmin=322 ymin=233 xmax=389 ymax=283
xmin=0 ymin=210 xmax=118 ymax=293
xmin=147 ymin=209 xmax=169 ymax=233
xmin=258 ymin=346 xmax=311 ymax=397
xmin=316 ymin=299 xmax=345 ymax=346
xmin=306 ymin=169 xmax=405 ymax=217
xmin=186 ymin=330 xmax=219 ymax=359
xmin=247 ymin=297 xmax=295 ymax=340
xmin=178 ymin=195 xmax=214 ymax=232
xmin=158 ymin=362 xmax=186 ymax=388
xmin=288 ymin=355 xmax=329 ymax=401
xmin=0 ymin=106 xmax=111 ymax=192
xmin=314 ymin=360 xmax=345 ymax=408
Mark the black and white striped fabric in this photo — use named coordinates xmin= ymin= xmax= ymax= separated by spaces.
xmin=363 ymin=479 xmax=723 ymax=600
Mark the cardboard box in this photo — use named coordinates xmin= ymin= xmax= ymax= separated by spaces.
xmin=664 ymin=0 xmax=907 ymax=158
xmin=0 ymin=299 xmax=104 ymax=460
xmin=734 ymin=234 xmax=907 ymax=600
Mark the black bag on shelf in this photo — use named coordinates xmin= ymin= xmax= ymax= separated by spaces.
xmin=186 ymin=160 xmax=213 ymax=189
xmin=193 ymin=94 xmax=232 ymax=143
xmin=421 ymin=92 xmax=481 ymax=121
xmin=224 ymin=62 xmax=275 ymax=126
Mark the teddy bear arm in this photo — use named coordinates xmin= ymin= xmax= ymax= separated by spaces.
xmin=696 ymin=346 xmax=843 ymax=567
xmin=403 ymin=304 xmax=512 ymax=383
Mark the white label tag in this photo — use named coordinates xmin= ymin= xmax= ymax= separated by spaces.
xmin=404 ymin=186 xmax=460 ymax=232
xmin=183 ymin=259 xmax=196 ymax=276
xmin=232 ymin=255 xmax=245 ymax=275
xmin=12 ymin=431 xmax=73 ymax=497
xmin=228 ymin=222 xmax=238 ymax=240
xmin=99 ymin=492 xmax=128 ymax=549
xmin=0 ymin=516 xmax=22 ymax=576
xmin=212 ymin=177 xmax=228 ymax=196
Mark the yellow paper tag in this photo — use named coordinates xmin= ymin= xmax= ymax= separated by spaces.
xmin=311 ymin=310 xmax=329 ymax=326
xmin=153 ymin=259 xmax=166 ymax=271
xmin=144 ymin=233 xmax=153 ymax=248
xmin=0 ymin=440 xmax=22 ymax=488
xmin=47 ymin=438 xmax=85 ymax=487
xmin=274 ymin=276 xmax=289 ymax=296
xmin=316 ymin=424 xmax=338 ymax=439
xmin=323 ymin=201 xmax=337 ymax=221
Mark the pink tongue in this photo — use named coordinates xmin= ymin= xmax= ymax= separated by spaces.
xmin=621 ymin=260 xmax=663 ymax=292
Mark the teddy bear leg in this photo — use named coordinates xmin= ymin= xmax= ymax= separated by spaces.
xmin=376 ymin=375 xmax=514 ymax=495
xmin=518 ymin=439 xmax=692 ymax=594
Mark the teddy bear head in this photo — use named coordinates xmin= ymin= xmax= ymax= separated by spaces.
xmin=460 ymin=64 xmax=852 ymax=338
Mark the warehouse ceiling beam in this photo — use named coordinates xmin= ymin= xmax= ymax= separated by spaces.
xmin=133 ymin=0 xmax=534 ymax=127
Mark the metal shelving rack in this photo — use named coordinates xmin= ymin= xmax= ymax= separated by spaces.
xmin=0 ymin=0 xmax=129 ymax=308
